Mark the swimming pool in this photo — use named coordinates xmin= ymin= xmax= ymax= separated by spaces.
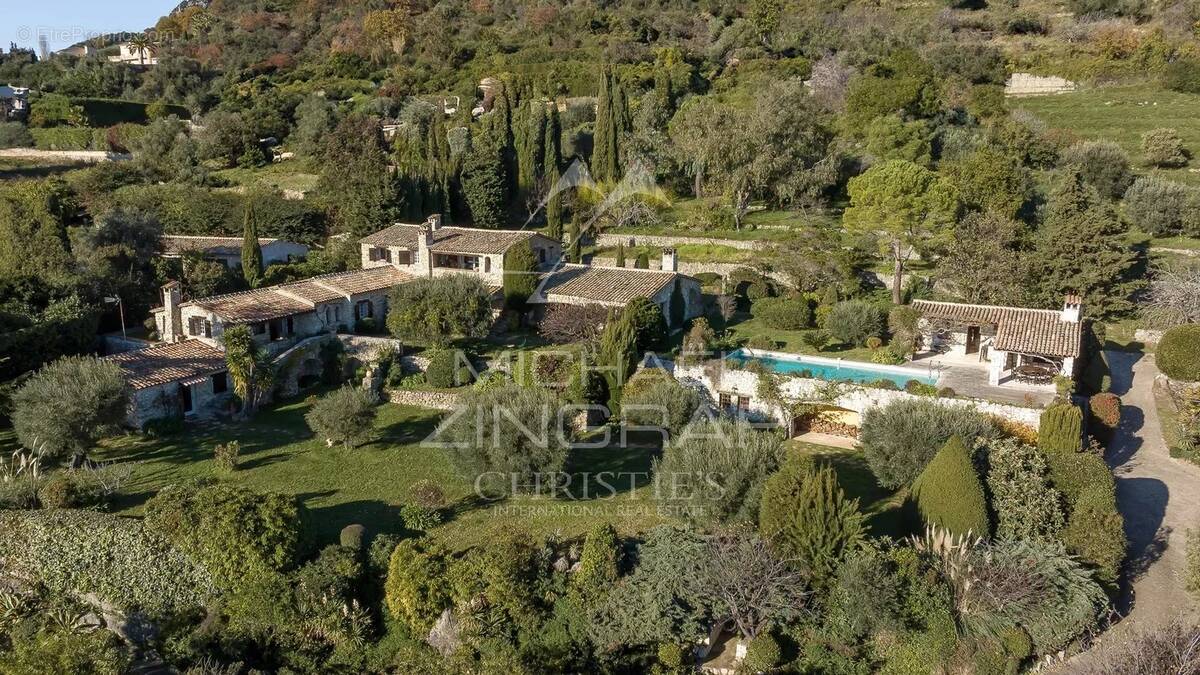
xmin=725 ymin=348 xmax=939 ymax=388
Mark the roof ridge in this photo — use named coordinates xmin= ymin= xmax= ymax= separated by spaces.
xmin=913 ymin=299 xmax=1063 ymax=318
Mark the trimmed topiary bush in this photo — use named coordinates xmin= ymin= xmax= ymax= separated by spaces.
xmin=339 ymin=523 xmax=366 ymax=550
xmin=38 ymin=474 xmax=79 ymax=509
xmin=1158 ymin=325 xmax=1200 ymax=382
xmin=911 ymin=436 xmax=990 ymax=537
xmin=1039 ymin=403 xmax=1084 ymax=454
xmin=1045 ymin=450 xmax=1126 ymax=588
xmin=742 ymin=632 xmax=782 ymax=672
xmin=1088 ymin=393 xmax=1122 ymax=444
xmin=424 ymin=348 xmax=467 ymax=388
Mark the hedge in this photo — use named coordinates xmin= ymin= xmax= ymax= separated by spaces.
xmin=0 ymin=303 xmax=101 ymax=381
xmin=1157 ymin=325 xmax=1200 ymax=382
xmin=911 ymin=436 xmax=991 ymax=537
xmin=0 ymin=510 xmax=216 ymax=615
xmin=752 ymin=295 xmax=813 ymax=331
xmin=30 ymin=126 xmax=97 ymax=150
xmin=1046 ymin=450 xmax=1126 ymax=588
xmin=1039 ymin=404 xmax=1083 ymax=454
xmin=73 ymin=97 xmax=190 ymax=126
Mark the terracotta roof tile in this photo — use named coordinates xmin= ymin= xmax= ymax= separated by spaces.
xmin=913 ymin=300 xmax=1082 ymax=358
xmin=360 ymin=223 xmax=553 ymax=255
xmin=182 ymin=267 xmax=413 ymax=323
xmin=535 ymin=264 xmax=681 ymax=306
xmin=106 ymin=340 xmax=227 ymax=390
xmin=162 ymin=235 xmax=279 ymax=255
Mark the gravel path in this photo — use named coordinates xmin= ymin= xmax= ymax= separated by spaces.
xmin=1067 ymin=351 xmax=1200 ymax=669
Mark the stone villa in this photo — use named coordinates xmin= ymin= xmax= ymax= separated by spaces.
xmin=112 ymin=215 xmax=703 ymax=426
xmin=160 ymin=235 xmax=310 ymax=270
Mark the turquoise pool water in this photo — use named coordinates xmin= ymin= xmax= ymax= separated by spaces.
xmin=725 ymin=349 xmax=938 ymax=388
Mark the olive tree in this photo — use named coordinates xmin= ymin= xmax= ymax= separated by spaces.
xmin=11 ymin=356 xmax=130 ymax=466
xmin=305 ymin=385 xmax=378 ymax=449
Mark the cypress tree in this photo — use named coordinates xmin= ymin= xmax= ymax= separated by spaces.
xmin=502 ymin=240 xmax=538 ymax=310
xmin=911 ymin=436 xmax=990 ymax=538
xmin=591 ymin=66 xmax=619 ymax=183
xmin=599 ymin=309 xmax=638 ymax=412
xmin=241 ymin=200 xmax=263 ymax=287
xmin=567 ymin=217 xmax=582 ymax=263
xmin=615 ymin=242 xmax=626 ymax=267
xmin=634 ymin=252 xmax=649 ymax=269
xmin=1039 ymin=403 xmax=1084 ymax=454
xmin=491 ymin=81 xmax=518 ymax=203
xmin=1028 ymin=172 xmax=1140 ymax=318
xmin=654 ymin=68 xmax=675 ymax=117
xmin=518 ymin=100 xmax=546 ymax=200
xmin=543 ymin=105 xmax=565 ymax=240
xmin=759 ymin=456 xmax=865 ymax=589
xmin=669 ymin=277 xmax=685 ymax=328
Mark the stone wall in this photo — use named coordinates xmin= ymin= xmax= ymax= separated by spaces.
xmin=596 ymin=233 xmax=760 ymax=251
xmin=0 ymin=148 xmax=131 ymax=163
xmin=673 ymin=363 xmax=1045 ymax=429
xmin=386 ymin=388 xmax=461 ymax=410
xmin=1004 ymin=73 xmax=1076 ymax=97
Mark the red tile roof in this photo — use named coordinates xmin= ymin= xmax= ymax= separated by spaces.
xmin=535 ymin=264 xmax=686 ymax=306
xmin=106 ymin=340 xmax=227 ymax=390
xmin=913 ymin=300 xmax=1082 ymax=358
xmin=360 ymin=223 xmax=556 ymax=255
xmin=161 ymin=235 xmax=280 ymax=255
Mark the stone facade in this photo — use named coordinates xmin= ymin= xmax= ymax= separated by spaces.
xmin=128 ymin=372 xmax=232 ymax=428
xmin=1004 ymin=73 xmax=1076 ymax=97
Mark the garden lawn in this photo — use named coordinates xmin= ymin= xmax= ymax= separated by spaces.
xmin=212 ymin=162 xmax=321 ymax=194
xmin=1152 ymin=236 xmax=1200 ymax=251
xmin=1017 ymin=84 xmax=1200 ymax=186
xmin=788 ymin=441 xmax=905 ymax=538
xmin=593 ymin=243 xmax=752 ymax=265
xmin=92 ymin=398 xmax=669 ymax=551
xmin=614 ymin=198 xmax=840 ymax=241
xmin=725 ymin=314 xmax=878 ymax=363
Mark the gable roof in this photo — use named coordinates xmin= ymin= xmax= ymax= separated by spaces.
xmin=912 ymin=300 xmax=1082 ymax=358
xmin=173 ymin=266 xmax=413 ymax=323
xmin=162 ymin=235 xmax=281 ymax=255
xmin=106 ymin=340 xmax=227 ymax=390
xmin=360 ymin=223 xmax=555 ymax=256
xmin=533 ymin=264 xmax=691 ymax=306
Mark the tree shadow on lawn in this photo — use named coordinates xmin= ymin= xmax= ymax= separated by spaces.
xmin=560 ymin=428 xmax=663 ymax=501
xmin=370 ymin=411 xmax=442 ymax=447
xmin=304 ymin=498 xmax=406 ymax=546
xmin=805 ymin=449 xmax=907 ymax=539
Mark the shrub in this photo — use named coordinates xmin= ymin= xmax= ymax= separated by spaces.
xmin=1060 ymin=141 xmax=1133 ymax=199
xmin=143 ymin=483 xmax=304 ymax=592
xmin=1123 ymin=177 xmax=1198 ymax=237
xmin=1165 ymin=57 xmax=1200 ymax=94
xmin=30 ymin=126 xmax=95 ymax=150
xmin=653 ymin=418 xmax=785 ymax=525
xmin=339 ymin=523 xmax=366 ymax=550
xmin=753 ymin=295 xmax=813 ymax=331
xmin=0 ymin=121 xmax=33 ymax=148
xmin=37 ymin=473 xmax=79 ymax=509
xmin=1142 ymin=128 xmax=1188 ymax=168
xmin=825 ymin=300 xmax=887 ymax=347
xmin=904 ymin=379 xmax=938 ymax=396
xmin=937 ymin=387 xmax=956 ymax=398
xmin=573 ymin=522 xmax=621 ymax=602
xmin=621 ymin=376 xmax=703 ymax=440
xmin=985 ymin=438 xmax=1065 ymax=541
xmin=424 ymin=348 xmax=468 ymax=388
xmin=865 ymin=336 xmax=884 ymax=350
xmin=11 ymin=355 xmax=130 ymax=465
xmin=1089 ymin=393 xmax=1122 ymax=443
xmin=213 ymin=440 xmax=241 ymax=473
xmin=1039 ymin=403 xmax=1084 ymax=454
xmin=436 ymin=384 xmax=570 ymax=497
xmin=802 ymin=330 xmax=830 ymax=352
xmin=0 ymin=510 xmax=215 ymax=614
xmin=0 ymin=626 xmax=132 ymax=674
xmin=859 ymin=398 xmax=999 ymax=488
xmin=400 ymin=502 xmax=443 ymax=531
xmin=1046 ymin=450 xmax=1125 ymax=587
xmin=305 ymin=385 xmax=378 ymax=449
xmin=912 ymin=436 xmax=990 ymax=537
xmin=625 ymin=296 xmax=669 ymax=352
xmin=742 ymin=632 xmax=783 ymax=672
xmin=410 ymin=479 xmax=446 ymax=510
xmin=1158 ymin=325 xmax=1200 ymax=381
xmin=759 ymin=456 xmax=865 ymax=589
xmin=385 ymin=540 xmax=453 ymax=634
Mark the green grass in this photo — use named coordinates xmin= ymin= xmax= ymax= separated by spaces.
xmin=212 ymin=162 xmax=321 ymax=194
xmin=615 ymin=198 xmax=839 ymax=241
xmin=788 ymin=441 xmax=905 ymax=537
xmin=0 ymin=156 xmax=89 ymax=181
xmin=1017 ymin=84 xmax=1200 ymax=186
xmin=92 ymin=397 xmax=669 ymax=551
xmin=1152 ymin=236 xmax=1200 ymax=251
xmin=724 ymin=313 xmax=879 ymax=363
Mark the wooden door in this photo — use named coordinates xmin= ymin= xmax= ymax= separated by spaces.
xmin=965 ymin=326 xmax=981 ymax=354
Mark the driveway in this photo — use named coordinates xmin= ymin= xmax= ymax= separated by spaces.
xmin=1070 ymin=351 xmax=1200 ymax=667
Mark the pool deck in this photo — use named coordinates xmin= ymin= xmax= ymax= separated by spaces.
xmin=934 ymin=362 xmax=1057 ymax=407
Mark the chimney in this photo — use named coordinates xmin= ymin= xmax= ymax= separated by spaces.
xmin=418 ymin=221 xmax=434 ymax=277
xmin=1061 ymin=293 xmax=1083 ymax=323
xmin=426 ymin=213 xmax=443 ymax=231
xmin=661 ymin=247 xmax=678 ymax=273
xmin=161 ymin=281 xmax=183 ymax=342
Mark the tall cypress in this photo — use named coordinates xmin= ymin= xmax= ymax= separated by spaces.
xmin=567 ymin=217 xmax=582 ymax=263
xmin=654 ymin=68 xmax=675 ymax=117
xmin=518 ymin=99 xmax=546 ymax=202
xmin=591 ymin=66 xmax=618 ymax=183
xmin=241 ymin=200 xmax=263 ymax=287
xmin=543 ymin=104 xmax=564 ymax=241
